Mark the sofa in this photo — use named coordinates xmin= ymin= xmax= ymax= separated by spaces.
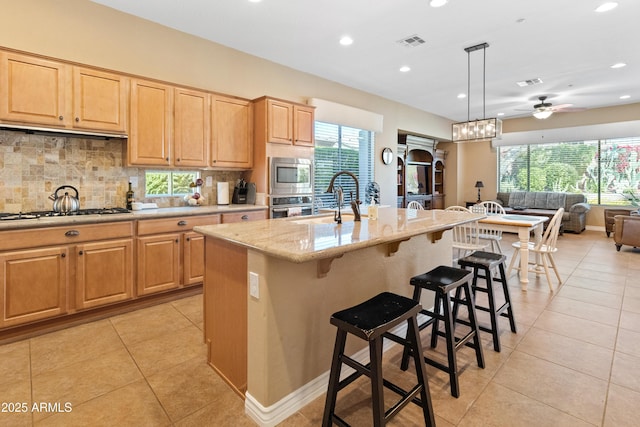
xmin=496 ymin=191 xmax=591 ymax=233
xmin=614 ymin=214 xmax=640 ymax=251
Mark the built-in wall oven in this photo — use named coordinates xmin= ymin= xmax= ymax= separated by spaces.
xmin=270 ymin=195 xmax=313 ymax=218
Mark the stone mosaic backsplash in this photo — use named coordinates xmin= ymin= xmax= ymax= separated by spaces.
xmin=0 ymin=130 xmax=243 ymax=213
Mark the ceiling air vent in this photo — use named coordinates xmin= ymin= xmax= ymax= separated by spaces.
xmin=397 ymin=34 xmax=426 ymax=48
xmin=516 ymin=78 xmax=543 ymax=87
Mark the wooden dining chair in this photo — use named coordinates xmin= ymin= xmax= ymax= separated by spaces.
xmin=477 ymin=201 xmax=506 ymax=253
xmin=507 ymin=208 xmax=564 ymax=291
xmin=407 ymin=201 xmax=424 ymax=210
xmin=445 ymin=206 xmax=488 ymax=261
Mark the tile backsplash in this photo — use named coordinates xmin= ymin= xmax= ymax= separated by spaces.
xmin=0 ymin=130 xmax=243 ymax=213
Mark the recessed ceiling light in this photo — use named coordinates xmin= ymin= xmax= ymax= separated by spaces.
xmin=399 ymin=66 xmax=411 ymax=73
xmin=497 ymin=113 xmax=505 ymax=116
xmin=457 ymin=93 xmax=466 ymax=99
xmin=339 ymin=36 xmax=353 ymax=46
xmin=620 ymin=95 xmax=631 ymax=99
xmin=248 ymin=0 xmax=262 ymax=3
xmin=595 ymin=2 xmax=618 ymax=12
xmin=611 ymin=62 xmax=627 ymax=69
xmin=429 ymin=0 xmax=448 ymax=7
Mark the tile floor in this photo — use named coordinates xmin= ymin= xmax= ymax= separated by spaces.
xmin=1 ymin=230 xmax=640 ymax=426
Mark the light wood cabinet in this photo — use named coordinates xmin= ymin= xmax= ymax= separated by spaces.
xmin=211 ymin=95 xmax=253 ymax=168
xmin=253 ymin=96 xmax=315 ymax=146
xmin=72 ymin=67 xmax=129 ymax=133
xmin=75 ymin=238 xmax=133 ymax=310
xmin=129 ymin=78 xmax=173 ymax=166
xmin=0 ymin=51 xmax=70 ymax=127
xmin=0 ymin=247 xmax=68 ymax=328
xmin=136 ymin=214 xmax=220 ymax=295
xmin=174 ymin=87 xmax=210 ymax=168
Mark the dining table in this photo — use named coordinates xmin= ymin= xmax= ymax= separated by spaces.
xmin=478 ymin=213 xmax=550 ymax=290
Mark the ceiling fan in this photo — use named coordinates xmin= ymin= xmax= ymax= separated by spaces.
xmin=530 ymin=96 xmax=577 ymax=119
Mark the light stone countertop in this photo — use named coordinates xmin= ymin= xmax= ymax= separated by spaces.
xmin=0 ymin=205 xmax=268 ymax=231
xmin=194 ymin=207 xmax=485 ymax=264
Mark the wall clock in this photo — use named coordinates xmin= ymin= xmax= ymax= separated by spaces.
xmin=381 ymin=147 xmax=393 ymax=165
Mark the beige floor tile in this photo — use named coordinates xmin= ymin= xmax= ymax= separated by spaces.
xmin=31 ymin=346 xmax=142 ymax=421
xmin=109 ymin=302 xmax=195 ymax=347
xmin=493 ymin=351 xmax=607 ymax=425
xmin=620 ymin=310 xmax=640 ymax=333
xmin=33 ymin=380 xmax=171 ymax=427
xmin=557 ymin=284 xmax=623 ymax=309
xmin=146 ymin=355 xmax=232 ymax=422
xmin=173 ymin=391 xmax=258 ymax=427
xmin=604 ymin=383 xmax=640 ymax=427
xmin=622 ymin=294 xmax=640 ymax=314
xmin=0 ymin=378 xmax=32 ymax=427
xmin=29 ymin=319 xmax=125 ymax=376
xmin=569 ymin=268 xmax=628 ymax=285
xmin=563 ymin=275 xmax=626 ymax=295
xmin=610 ymin=351 xmax=640 ymax=393
xmin=0 ymin=339 xmax=30 ymax=386
xmin=615 ymin=327 xmax=640 ymax=358
xmin=546 ymin=295 xmax=620 ymax=327
xmin=171 ymin=294 xmax=203 ymax=326
xmin=516 ymin=327 xmax=613 ymax=380
xmin=126 ymin=324 xmax=206 ymax=377
xmin=458 ymin=382 xmax=593 ymax=427
xmin=533 ymin=309 xmax=618 ymax=348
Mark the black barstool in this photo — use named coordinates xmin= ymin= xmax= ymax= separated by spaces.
xmin=457 ymin=251 xmax=517 ymax=352
xmin=322 ymin=292 xmax=435 ymax=427
xmin=397 ymin=265 xmax=485 ymax=398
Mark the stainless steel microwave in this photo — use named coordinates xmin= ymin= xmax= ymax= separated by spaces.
xmin=269 ymin=157 xmax=313 ymax=195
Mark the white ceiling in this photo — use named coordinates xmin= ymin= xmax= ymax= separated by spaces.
xmin=92 ymin=0 xmax=639 ymax=122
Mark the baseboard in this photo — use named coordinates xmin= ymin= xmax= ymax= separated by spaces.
xmin=244 ymin=320 xmax=410 ymax=426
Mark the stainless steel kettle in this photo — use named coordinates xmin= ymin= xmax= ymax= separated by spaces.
xmin=49 ymin=185 xmax=80 ymax=213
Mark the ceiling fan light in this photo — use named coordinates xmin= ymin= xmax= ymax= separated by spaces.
xmin=533 ymin=109 xmax=553 ymax=119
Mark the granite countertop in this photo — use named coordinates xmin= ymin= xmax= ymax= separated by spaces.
xmin=194 ymin=207 xmax=484 ymax=263
xmin=0 ymin=205 xmax=268 ymax=231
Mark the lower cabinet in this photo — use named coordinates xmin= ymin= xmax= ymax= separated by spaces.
xmin=0 ymin=247 xmax=68 ymax=328
xmin=75 ymin=238 xmax=134 ymax=310
xmin=136 ymin=214 xmax=221 ymax=296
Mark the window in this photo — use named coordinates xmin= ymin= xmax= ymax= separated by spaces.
xmin=145 ymin=171 xmax=200 ymax=197
xmin=314 ymin=122 xmax=375 ymax=210
xmin=498 ymin=137 xmax=640 ymax=205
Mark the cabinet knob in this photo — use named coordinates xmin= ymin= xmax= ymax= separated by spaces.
xmin=166 ymin=157 xmax=169 ymax=162
xmin=186 ymin=237 xmax=190 ymax=241
xmin=75 ymin=117 xmax=80 ymax=122
xmin=59 ymin=115 xmax=64 ymax=121
xmin=65 ymin=230 xmax=80 ymax=237
xmin=176 ymin=158 xmax=181 ymax=162
xmin=175 ymin=239 xmax=179 ymax=243
xmin=61 ymin=253 xmax=66 ymax=258
xmin=177 ymin=220 xmax=187 ymax=226
xmin=79 ymin=250 xmax=84 ymax=255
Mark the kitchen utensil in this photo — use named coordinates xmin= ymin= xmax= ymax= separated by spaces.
xmin=49 ymin=185 xmax=80 ymax=213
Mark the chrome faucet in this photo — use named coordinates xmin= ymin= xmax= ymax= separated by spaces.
xmin=326 ymin=171 xmax=361 ymax=222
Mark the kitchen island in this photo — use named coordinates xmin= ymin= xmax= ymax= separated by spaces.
xmin=194 ymin=207 xmax=483 ymax=426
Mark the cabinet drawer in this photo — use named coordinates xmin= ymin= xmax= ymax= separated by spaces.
xmin=221 ymin=210 xmax=268 ymax=223
xmin=137 ymin=214 xmax=220 ymax=235
xmin=0 ymin=221 xmax=134 ymax=252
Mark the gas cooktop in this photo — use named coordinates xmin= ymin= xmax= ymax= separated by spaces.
xmin=0 ymin=207 xmax=130 ymax=221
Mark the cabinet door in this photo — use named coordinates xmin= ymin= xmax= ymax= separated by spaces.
xmin=129 ymin=79 xmax=173 ymax=166
xmin=0 ymin=52 xmax=70 ymax=127
xmin=136 ymin=233 xmax=181 ymax=296
xmin=174 ymin=87 xmax=209 ymax=167
xmin=72 ymin=67 xmax=128 ymax=133
xmin=293 ymin=104 xmax=314 ymax=146
xmin=183 ymin=231 xmax=204 ymax=286
xmin=0 ymin=247 xmax=67 ymax=328
xmin=211 ymin=96 xmax=253 ymax=168
xmin=266 ymin=98 xmax=293 ymax=144
xmin=221 ymin=210 xmax=268 ymax=223
xmin=75 ymin=239 xmax=133 ymax=310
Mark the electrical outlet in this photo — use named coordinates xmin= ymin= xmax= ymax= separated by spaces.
xmin=249 ymin=272 xmax=259 ymax=299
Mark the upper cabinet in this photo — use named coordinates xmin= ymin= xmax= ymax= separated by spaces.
xmin=254 ymin=97 xmax=315 ymax=146
xmin=72 ymin=67 xmax=128 ymax=133
xmin=174 ymin=87 xmax=210 ymax=168
xmin=0 ymin=51 xmax=70 ymax=127
xmin=211 ymin=95 xmax=253 ymax=169
xmin=0 ymin=51 xmax=128 ymax=134
xmin=129 ymin=79 xmax=173 ymax=166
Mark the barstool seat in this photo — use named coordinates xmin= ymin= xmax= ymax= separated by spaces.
xmin=457 ymin=251 xmax=517 ymax=352
xmin=395 ymin=265 xmax=485 ymax=398
xmin=322 ymin=292 xmax=435 ymax=427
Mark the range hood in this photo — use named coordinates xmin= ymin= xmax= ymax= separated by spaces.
xmin=0 ymin=123 xmax=128 ymax=140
